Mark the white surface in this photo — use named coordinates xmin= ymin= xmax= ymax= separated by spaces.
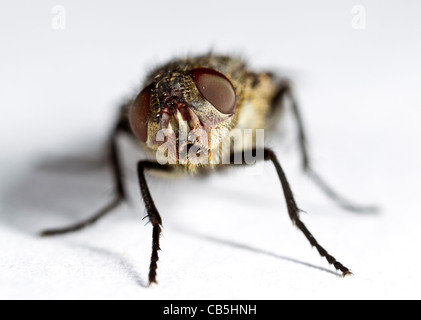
xmin=1 ymin=0 xmax=421 ymax=300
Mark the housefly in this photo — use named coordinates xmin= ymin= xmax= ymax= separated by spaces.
xmin=41 ymin=53 xmax=374 ymax=285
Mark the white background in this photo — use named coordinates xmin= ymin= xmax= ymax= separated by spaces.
xmin=1 ymin=0 xmax=420 ymax=300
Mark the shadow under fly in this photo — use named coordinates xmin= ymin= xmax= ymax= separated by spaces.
xmin=40 ymin=53 xmax=377 ymax=286
xmin=0 ymin=146 xmax=110 ymax=233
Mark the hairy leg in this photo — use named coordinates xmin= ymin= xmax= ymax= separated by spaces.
xmin=263 ymin=148 xmax=352 ymax=276
xmin=136 ymin=161 xmax=172 ymax=285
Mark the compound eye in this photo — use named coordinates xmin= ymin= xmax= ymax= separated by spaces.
xmin=129 ymin=84 xmax=152 ymax=143
xmin=191 ymin=68 xmax=236 ymax=114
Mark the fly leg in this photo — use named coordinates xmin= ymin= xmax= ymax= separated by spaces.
xmin=272 ymin=80 xmax=377 ymax=213
xmin=136 ymin=161 xmax=172 ymax=285
xmin=40 ymin=103 xmax=173 ymax=285
xmin=232 ymin=148 xmax=352 ymax=277
xmin=40 ymin=112 xmax=130 ymax=236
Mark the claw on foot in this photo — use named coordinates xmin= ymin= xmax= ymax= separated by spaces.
xmin=342 ymin=271 xmax=353 ymax=278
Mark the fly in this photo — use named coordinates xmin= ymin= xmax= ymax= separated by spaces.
xmin=41 ymin=53 xmax=375 ymax=285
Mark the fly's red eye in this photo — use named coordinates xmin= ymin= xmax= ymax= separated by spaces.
xmin=129 ymin=85 xmax=152 ymax=143
xmin=191 ymin=68 xmax=236 ymax=114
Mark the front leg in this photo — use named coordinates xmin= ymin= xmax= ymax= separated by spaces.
xmin=136 ymin=161 xmax=172 ymax=285
xmin=263 ymin=148 xmax=352 ymax=277
xmin=231 ymin=148 xmax=352 ymax=276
